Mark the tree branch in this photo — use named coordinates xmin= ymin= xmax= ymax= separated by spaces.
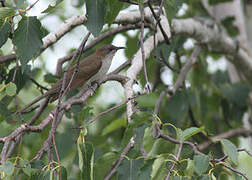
xmin=119 ymin=8 xmax=171 ymax=122
xmin=172 ymin=18 xmax=252 ymax=85
xmin=198 ymin=128 xmax=252 ymax=150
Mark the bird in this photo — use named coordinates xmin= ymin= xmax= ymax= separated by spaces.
xmin=15 ymin=44 xmax=124 ymax=114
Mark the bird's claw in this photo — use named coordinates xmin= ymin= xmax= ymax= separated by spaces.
xmin=87 ymin=83 xmax=96 ymax=95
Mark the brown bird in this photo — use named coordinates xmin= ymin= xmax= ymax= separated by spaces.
xmin=16 ymin=44 xmax=124 ymax=114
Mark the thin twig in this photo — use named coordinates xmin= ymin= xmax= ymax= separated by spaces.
xmin=89 ymin=93 xmax=141 ymax=124
xmin=173 ymin=45 xmax=201 ymax=93
xmin=29 ymin=77 xmax=49 ymax=91
xmin=157 ymin=0 xmax=165 ymax=16
xmin=53 ymin=32 xmax=91 ymax=123
xmin=153 ymin=46 xmax=201 ymax=116
xmin=49 ymin=33 xmax=90 ymax=173
xmin=218 ymin=161 xmax=249 ymax=180
xmin=25 ymin=0 xmax=40 ymax=11
xmin=118 ymin=0 xmax=139 ymax=5
xmin=155 ymin=51 xmax=180 ymax=73
xmin=59 ymin=32 xmax=91 ymax=102
xmin=51 ymin=119 xmax=61 ymax=178
xmin=28 ymin=74 xmax=128 ymax=162
xmin=148 ymin=0 xmax=170 ymax=44
xmin=112 ymin=60 xmax=131 ymax=74
xmin=104 ymin=136 xmax=135 ymax=180
xmin=139 ymin=4 xmax=151 ymax=93
xmin=165 ymin=143 xmax=183 ymax=180
xmin=12 ymin=59 xmax=20 ymax=116
xmin=238 ymin=148 xmax=252 ymax=157
xmin=153 ymin=89 xmax=168 ymax=115
xmin=0 ymin=0 xmax=6 ymax=7
xmin=159 ymin=133 xmax=204 ymax=155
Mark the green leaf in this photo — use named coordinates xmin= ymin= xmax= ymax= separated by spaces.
xmin=94 ymin=152 xmax=119 ymax=180
xmin=82 ymin=143 xmax=94 ymax=180
xmin=161 ymin=35 xmax=187 ymax=58
xmin=220 ymin=139 xmax=238 ymax=165
xmin=42 ymin=1 xmax=64 ymax=14
xmin=137 ymin=159 xmax=154 ymax=179
xmin=211 ymin=173 xmax=217 ymax=180
xmin=137 ymin=93 xmax=158 ymax=108
xmin=19 ymin=159 xmax=35 ymax=176
xmin=125 ymin=125 xmax=147 ymax=159
xmin=0 ymin=20 xmax=11 ymax=48
xmin=151 ymin=155 xmax=167 ymax=180
xmin=122 ymin=111 xmax=151 ymax=147
xmin=72 ymin=0 xmax=85 ymax=7
xmin=85 ymin=0 xmax=107 ymax=36
xmin=6 ymin=66 xmax=29 ymax=93
xmin=193 ymin=154 xmax=209 ymax=175
xmin=13 ymin=16 xmax=43 ymax=69
xmin=122 ymin=112 xmax=152 ymax=150
xmin=30 ymin=160 xmax=44 ymax=170
xmin=102 ymin=117 xmax=127 ymax=135
xmin=13 ymin=0 xmax=28 ymax=9
xmin=221 ymin=98 xmax=230 ymax=120
xmin=182 ymin=126 xmax=205 ymax=141
xmin=234 ymin=173 xmax=243 ymax=180
xmin=0 ymin=85 xmax=5 ymax=93
xmin=143 ymin=126 xmax=155 ymax=154
xmin=78 ymin=106 xmax=94 ymax=125
xmin=165 ymin=89 xmax=192 ymax=124
xmin=124 ymin=32 xmax=139 ymax=59
xmin=77 ymin=130 xmax=85 ymax=171
xmin=61 ymin=166 xmax=67 ymax=180
xmin=198 ymin=174 xmax=210 ymax=180
xmin=77 ymin=136 xmax=94 ymax=180
xmin=212 ymin=70 xmax=230 ymax=85
xmin=164 ymin=0 xmax=184 ymax=22
xmin=185 ymin=159 xmax=194 ymax=176
xmin=0 ymin=161 xmax=14 ymax=175
xmin=170 ymin=176 xmax=181 ymax=180
xmin=0 ymin=89 xmax=6 ymax=102
xmin=105 ymin=0 xmax=123 ymax=24
xmin=0 ymin=96 xmax=13 ymax=121
xmin=44 ymin=73 xmax=60 ymax=84
xmin=118 ymin=159 xmax=144 ymax=180
xmin=219 ymin=82 xmax=249 ymax=107
xmin=221 ymin=16 xmax=239 ymax=37
xmin=0 ymin=7 xmax=16 ymax=20
xmin=5 ymin=82 xmax=17 ymax=96
xmin=176 ymin=128 xmax=183 ymax=141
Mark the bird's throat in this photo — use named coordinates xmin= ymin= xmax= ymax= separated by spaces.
xmin=88 ymin=52 xmax=116 ymax=83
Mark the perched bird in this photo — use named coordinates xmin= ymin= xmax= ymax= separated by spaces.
xmin=16 ymin=44 xmax=124 ymax=114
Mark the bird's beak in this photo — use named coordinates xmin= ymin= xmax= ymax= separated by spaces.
xmin=115 ymin=46 xmax=125 ymax=51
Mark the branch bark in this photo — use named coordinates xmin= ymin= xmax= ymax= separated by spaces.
xmin=117 ymin=8 xmax=171 ymax=122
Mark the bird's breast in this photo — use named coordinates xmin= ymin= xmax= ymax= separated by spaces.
xmin=89 ymin=53 xmax=115 ymax=82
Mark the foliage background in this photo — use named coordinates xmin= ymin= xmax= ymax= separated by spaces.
xmin=0 ymin=0 xmax=252 ymax=179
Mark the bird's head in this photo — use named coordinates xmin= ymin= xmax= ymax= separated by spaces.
xmin=96 ymin=44 xmax=125 ymax=60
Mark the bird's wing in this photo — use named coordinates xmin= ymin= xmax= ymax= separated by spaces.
xmin=49 ymin=55 xmax=102 ymax=102
xmin=73 ymin=54 xmax=102 ymax=81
